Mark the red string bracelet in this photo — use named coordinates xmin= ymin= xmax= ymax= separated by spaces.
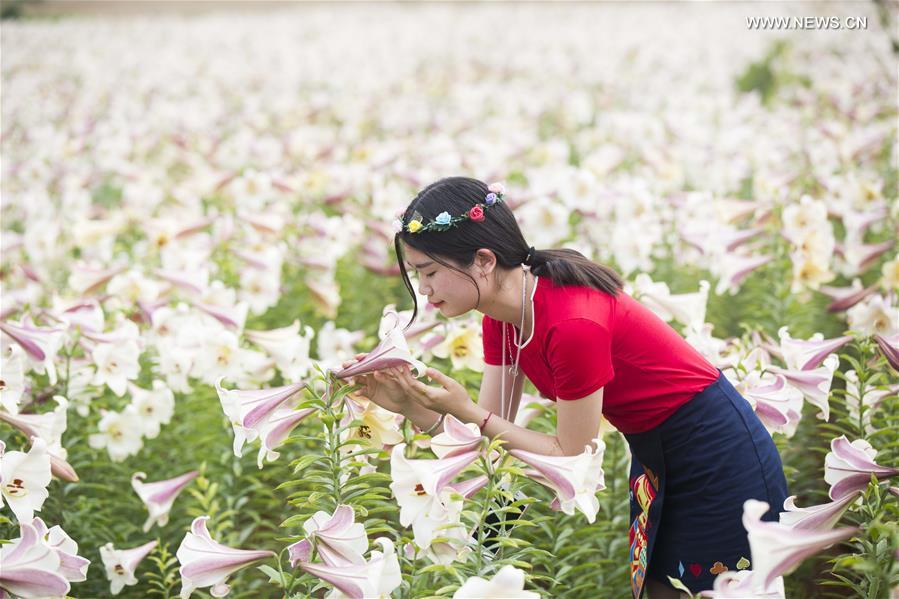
xmin=479 ymin=411 xmax=493 ymax=433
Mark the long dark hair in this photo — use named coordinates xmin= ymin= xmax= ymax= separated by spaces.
xmin=394 ymin=176 xmax=623 ymax=325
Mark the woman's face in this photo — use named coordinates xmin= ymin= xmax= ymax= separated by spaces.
xmin=402 ymin=244 xmax=483 ymax=318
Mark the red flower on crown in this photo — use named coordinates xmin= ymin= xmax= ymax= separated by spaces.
xmin=468 ymin=205 xmax=485 ymax=222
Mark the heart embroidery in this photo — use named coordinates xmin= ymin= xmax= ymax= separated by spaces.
xmin=710 ymin=561 xmax=728 ymax=575
xmin=736 ymin=557 xmax=751 ymax=570
xmin=689 ymin=563 xmax=702 ymax=577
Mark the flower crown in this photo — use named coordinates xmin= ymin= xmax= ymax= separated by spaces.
xmin=394 ymin=182 xmax=506 ymax=234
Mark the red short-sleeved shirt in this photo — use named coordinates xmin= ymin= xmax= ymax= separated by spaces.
xmin=482 ymin=275 xmax=719 ymax=434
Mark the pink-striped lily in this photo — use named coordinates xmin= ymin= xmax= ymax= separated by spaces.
xmin=0 ymin=316 xmax=66 ymax=385
xmin=874 ymin=333 xmax=899 ymax=372
xmin=766 ymin=353 xmax=838 ymax=421
xmin=192 ymin=300 xmax=248 ymax=331
xmin=0 ymin=521 xmax=70 ymax=598
xmin=67 ymin=262 xmax=126 ymax=295
xmin=335 ymin=325 xmax=425 ymax=379
xmin=215 ymin=377 xmax=306 ymax=461
xmin=299 ymin=537 xmax=401 ymax=599
xmin=429 ymin=414 xmax=483 ymax=458
xmin=778 ymin=490 xmax=860 ymax=530
xmin=47 ymin=298 xmax=105 ymax=333
xmin=840 ymin=238 xmax=895 ymax=275
xmin=0 ymin=437 xmax=52 ymax=523
xmin=176 ymin=515 xmax=275 ymax=598
xmin=714 ymin=252 xmax=773 ymax=296
xmin=341 ymin=395 xmax=403 ymax=450
xmin=824 ymin=436 xmax=899 ymax=500
xmin=243 ymin=320 xmax=315 ymax=381
xmin=510 ymin=439 xmax=606 ymax=523
xmin=699 ymin=570 xmax=785 ymax=598
xmin=288 ymin=504 xmax=368 ymax=568
xmin=154 ymin=269 xmax=207 ymax=296
xmin=736 ymin=373 xmax=803 ymax=437
xmin=777 ymin=327 xmax=853 ymax=371
xmin=254 ymin=403 xmax=315 ymax=469
xmin=378 ymin=304 xmax=440 ymax=342
xmin=131 ymin=470 xmax=199 ymax=532
xmin=31 ymin=517 xmax=90 ymax=582
xmin=1 ymin=343 xmax=25 ymax=413
xmin=819 ymin=280 xmax=877 ymax=312
xmin=100 ymin=540 xmax=158 ymax=595
xmin=389 ymin=444 xmax=480 ymax=549
xmin=0 ymin=395 xmax=68 ymax=457
xmin=742 ymin=499 xmax=856 ymax=591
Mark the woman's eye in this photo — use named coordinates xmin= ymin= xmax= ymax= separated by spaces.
xmin=425 ymin=272 xmax=436 ymax=278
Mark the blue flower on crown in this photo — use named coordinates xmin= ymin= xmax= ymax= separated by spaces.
xmin=435 ymin=211 xmax=452 ymax=225
xmin=484 ymin=193 xmax=497 ymax=206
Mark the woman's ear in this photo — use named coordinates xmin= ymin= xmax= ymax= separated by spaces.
xmin=474 ymin=249 xmax=497 ymax=278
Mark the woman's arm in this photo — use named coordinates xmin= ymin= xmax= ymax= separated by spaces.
xmin=394 ymin=366 xmax=604 ymax=456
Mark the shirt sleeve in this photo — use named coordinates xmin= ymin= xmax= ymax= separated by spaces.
xmin=545 ymin=318 xmax=614 ymax=400
xmin=482 ymin=315 xmax=503 ymax=366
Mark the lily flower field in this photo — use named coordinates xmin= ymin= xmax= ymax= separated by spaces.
xmin=1 ymin=3 xmax=897 ymax=598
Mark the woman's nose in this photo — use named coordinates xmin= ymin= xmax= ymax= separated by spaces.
xmin=417 ymin=279 xmax=430 ymax=296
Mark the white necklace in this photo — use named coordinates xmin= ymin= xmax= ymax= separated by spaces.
xmin=499 ymin=264 xmax=532 ymax=421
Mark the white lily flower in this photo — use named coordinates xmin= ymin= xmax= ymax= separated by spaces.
xmin=453 ymin=564 xmax=541 ymax=598
xmin=824 ymin=436 xmax=899 ymax=500
xmin=91 ymin=339 xmax=141 ymax=397
xmin=341 ymin=395 xmax=403 ymax=451
xmin=289 ymin=504 xmax=368 ymax=567
xmin=128 ymin=380 xmax=175 ymax=439
xmin=100 ymin=540 xmax=158 ymax=595
xmin=766 ymin=353 xmax=838 ymax=421
xmin=88 ymin=406 xmax=144 ymax=462
xmin=431 ymin=323 xmax=484 ymax=372
xmin=0 ymin=315 xmax=66 ymax=385
xmin=777 ymin=327 xmax=852 ymax=371
xmin=0 ymin=437 xmax=52 ymax=523
xmin=847 ymin=293 xmax=898 ymax=336
xmin=735 ymin=372 xmax=803 ymax=437
xmin=0 ymin=342 xmax=25 ymax=413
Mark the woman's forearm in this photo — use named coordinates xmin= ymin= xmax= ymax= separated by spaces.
xmin=454 ymin=403 xmax=568 ymax=456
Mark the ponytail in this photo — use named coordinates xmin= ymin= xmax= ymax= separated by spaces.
xmin=528 ymin=248 xmax=623 ymax=296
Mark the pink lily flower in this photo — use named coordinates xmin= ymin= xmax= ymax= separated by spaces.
xmin=874 ymin=333 xmax=899 ymax=372
xmin=736 ymin=373 xmax=803 ymax=437
xmin=0 ymin=521 xmax=71 ymax=598
xmin=429 ymin=414 xmax=483 ymax=458
xmin=766 ymin=353 xmax=838 ymax=421
xmin=47 ymin=299 xmax=105 ymax=333
xmin=824 ymin=436 xmax=899 ymax=500
xmin=299 ymin=537 xmax=402 ymax=599
xmin=215 ymin=377 xmax=306 ymax=460
xmin=777 ymin=327 xmax=853 ymax=371
xmin=176 ymin=515 xmax=275 ymax=598
xmin=288 ymin=504 xmax=368 ymax=568
xmin=510 ymin=439 xmax=606 ymax=523
xmin=0 ymin=395 xmax=68 ymax=457
xmin=31 ymin=517 xmax=91 ymax=582
xmin=48 ymin=451 xmax=80 ymax=483
xmin=699 ymin=570 xmax=785 ymax=598
xmin=379 ymin=304 xmax=441 ymax=342
xmin=192 ymin=300 xmax=248 ymax=331
xmin=255 ymin=403 xmax=315 ymax=469
xmin=714 ymin=252 xmax=773 ymax=296
xmin=154 ymin=269 xmax=206 ymax=295
xmin=840 ymin=238 xmax=895 ymax=275
xmin=389 ymin=444 xmax=480 ymax=549
xmin=335 ymin=326 xmax=425 ymax=379
xmin=0 ymin=316 xmax=66 ymax=385
xmin=819 ymin=280 xmax=877 ymax=312
xmin=779 ymin=490 xmax=860 ymax=530
xmin=67 ymin=262 xmax=126 ymax=295
xmin=742 ymin=499 xmax=856 ymax=591
xmin=131 ymin=470 xmax=199 ymax=532
xmin=100 ymin=539 xmax=158 ymax=595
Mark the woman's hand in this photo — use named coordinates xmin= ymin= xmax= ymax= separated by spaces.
xmin=392 ymin=365 xmax=477 ymax=421
xmin=340 ymin=354 xmax=409 ymax=414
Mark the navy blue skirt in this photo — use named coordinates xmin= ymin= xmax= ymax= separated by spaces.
xmin=624 ymin=370 xmax=788 ymax=598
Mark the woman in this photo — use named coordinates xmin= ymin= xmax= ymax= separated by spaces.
xmin=344 ymin=176 xmax=788 ymax=598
